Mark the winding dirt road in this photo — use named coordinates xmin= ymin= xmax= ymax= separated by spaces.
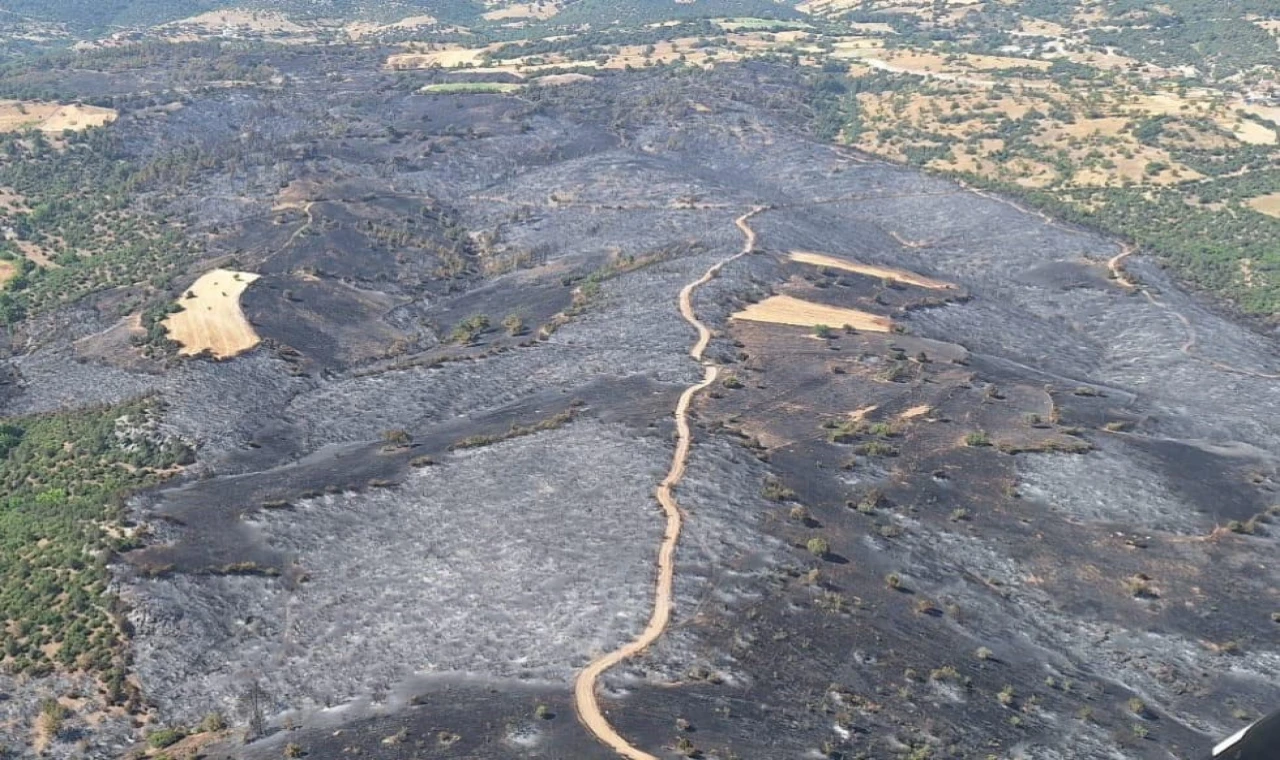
xmin=573 ymin=207 xmax=765 ymax=760
xmin=1107 ymin=242 xmax=1280 ymax=380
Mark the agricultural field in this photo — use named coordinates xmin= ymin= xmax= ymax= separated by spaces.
xmin=0 ymin=100 xmax=116 ymax=133
xmin=733 ymin=293 xmax=894 ymax=331
xmin=164 ymin=269 xmax=262 ymax=359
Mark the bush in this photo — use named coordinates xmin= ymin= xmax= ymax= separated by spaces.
xmin=502 ymin=314 xmax=525 ymax=336
xmin=449 ymin=314 xmax=490 ymax=344
xmin=762 ymin=478 xmax=796 ymax=502
xmin=147 ymin=727 xmax=187 ymax=749
xmin=38 ymin=699 xmax=67 ymax=740
xmin=964 ymin=431 xmax=990 ymax=447
xmin=380 ymin=429 xmax=412 ymax=447
xmin=806 ymin=537 xmax=830 ymax=557
xmin=813 ymin=324 xmax=832 ymax=338
xmin=199 ymin=711 xmax=227 ymax=732
xmin=1227 ymin=519 xmax=1254 ymax=534
xmin=853 ymin=441 xmax=898 ymax=457
xmin=1124 ymin=574 xmax=1158 ymax=598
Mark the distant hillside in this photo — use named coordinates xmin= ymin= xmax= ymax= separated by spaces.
xmin=0 ymin=0 xmax=486 ymax=32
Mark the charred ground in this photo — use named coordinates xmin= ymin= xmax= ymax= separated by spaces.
xmin=0 ymin=50 xmax=1274 ymax=760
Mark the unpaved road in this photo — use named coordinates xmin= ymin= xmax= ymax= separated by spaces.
xmin=572 ymin=207 xmax=764 ymax=760
xmin=1108 ymin=242 xmax=1280 ymax=379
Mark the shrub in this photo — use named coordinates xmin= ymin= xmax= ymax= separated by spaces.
xmin=853 ymin=441 xmax=899 ymax=457
xmin=284 ymin=743 xmax=305 ymax=758
xmin=199 ymin=712 xmax=227 ymax=733
xmin=147 ymin=727 xmax=187 ymax=749
xmin=762 ymin=478 xmax=796 ymax=502
xmin=885 ymin=573 xmax=902 ymax=589
xmin=813 ymin=324 xmax=832 ymax=338
xmin=38 ymin=699 xmax=67 ymax=740
xmin=975 ymin=647 xmax=994 ymax=661
xmin=449 ymin=314 xmax=490 ymax=344
xmin=1124 ymin=574 xmax=1158 ymax=598
xmin=855 ymin=489 xmax=883 ymax=513
xmin=964 ymin=431 xmax=990 ymax=447
xmin=997 ymin=685 xmax=1015 ymax=706
xmin=806 ymin=537 xmax=830 ymax=557
xmin=867 ymin=422 xmax=895 ymax=437
xmin=502 ymin=314 xmax=525 ymax=336
xmin=1227 ymin=519 xmax=1254 ymax=534
xmin=380 ymin=429 xmax=412 ymax=447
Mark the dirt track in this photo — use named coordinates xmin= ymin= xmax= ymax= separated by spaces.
xmin=1107 ymin=242 xmax=1280 ymax=379
xmin=572 ymin=207 xmax=764 ymax=760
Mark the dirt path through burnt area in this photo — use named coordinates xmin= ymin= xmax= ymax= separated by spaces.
xmin=1107 ymin=242 xmax=1280 ymax=379
xmin=572 ymin=206 xmax=765 ymax=760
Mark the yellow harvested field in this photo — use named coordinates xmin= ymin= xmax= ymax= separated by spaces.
xmin=0 ymin=101 xmax=117 ymax=133
xmin=483 ymin=2 xmax=561 ymax=20
xmin=164 ymin=269 xmax=262 ymax=359
xmin=829 ymin=37 xmax=886 ymax=57
xmin=789 ymin=251 xmax=955 ymax=290
xmin=535 ymin=73 xmax=595 ymax=86
xmin=796 ymin=0 xmax=862 ymax=13
xmin=847 ymin=22 xmax=896 ymax=34
xmin=1229 ymin=119 xmax=1276 ymax=146
xmin=1128 ymin=92 xmax=1200 ymax=116
xmin=1017 ymin=18 xmax=1067 ymax=36
xmin=1049 ymin=48 xmax=1153 ymax=74
xmin=1240 ymin=102 xmax=1280 ymax=128
xmin=167 ymin=10 xmax=305 ymax=33
xmin=875 ymin=50 xmax=1050 ymax=74
xmin=345 ymin=15 xmax=438 ymax=38
xmin=1248 ymin=192 xmax=1280 ymax=219
xmin=732 ymin=295 xmax=893 ymax=332
xmin=387 ymin=45 xmax=492 ymax=69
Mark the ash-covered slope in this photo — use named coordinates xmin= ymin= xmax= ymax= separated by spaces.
xmin=1 ymin=61 xmax=1275 ymax=760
